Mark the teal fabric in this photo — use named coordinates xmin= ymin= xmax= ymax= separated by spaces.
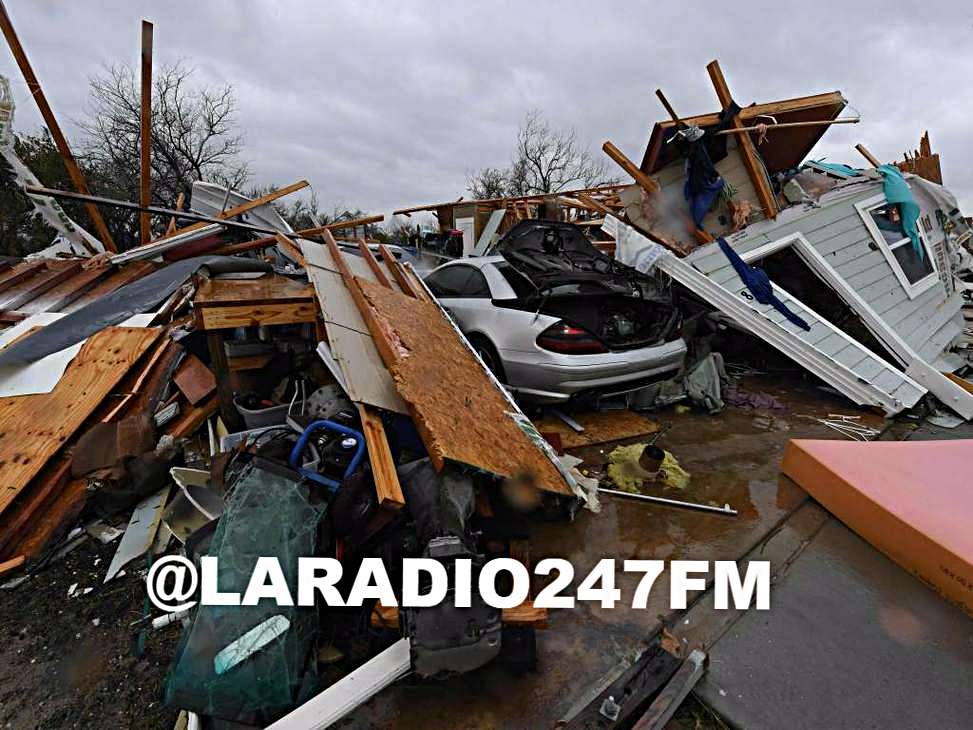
xmin=811 ymin=161 xmax=862 ymax=177
xmin=877 ymin=164 xmax=923 ymax=259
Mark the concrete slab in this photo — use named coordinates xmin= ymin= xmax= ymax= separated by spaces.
xmin=696 ymin=517 xmax=973 ymax=729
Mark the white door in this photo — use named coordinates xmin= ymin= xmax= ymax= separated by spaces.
xmin=456 ymin=216 xmax=475 ymax=257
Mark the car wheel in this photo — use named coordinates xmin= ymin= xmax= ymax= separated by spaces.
xmin=468 ymin=335 xmax=505 ymax=383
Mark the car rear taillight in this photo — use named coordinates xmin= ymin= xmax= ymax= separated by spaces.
xmin=536 ymin=321 xmax=609 ymax=354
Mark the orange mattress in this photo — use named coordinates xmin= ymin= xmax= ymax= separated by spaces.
xmin=782 ymin=439 xmax=973 ymax=616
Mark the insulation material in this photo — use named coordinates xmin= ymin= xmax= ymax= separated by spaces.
xmin=782 ymin=438 xmax=973 ymax=616
xmin=606 ymin=444 xmax=690 ymax=491
xmin=356 ymin=277 xmax=573 ymax=496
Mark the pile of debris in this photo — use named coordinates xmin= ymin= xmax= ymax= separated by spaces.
xmin=0 ymin=4 xmax=971 ymax=727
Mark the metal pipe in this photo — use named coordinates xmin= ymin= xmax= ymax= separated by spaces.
xmin=597 ymin=487 xmax=737 ymax=516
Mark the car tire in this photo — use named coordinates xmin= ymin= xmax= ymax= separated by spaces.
xmin=468 ymin=335 xmax=506 ymax=383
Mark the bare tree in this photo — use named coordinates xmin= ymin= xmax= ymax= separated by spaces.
xmin=466 ymin=166 xmax=507 ymax=199
xmin=466 ymin=111 xmax=614 ymax=200
xmin=78 ymin=61 xmax=250 ymax=240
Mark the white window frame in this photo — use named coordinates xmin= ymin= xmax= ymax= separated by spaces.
xmin=855 ymin=193 xmax=938 ymax=300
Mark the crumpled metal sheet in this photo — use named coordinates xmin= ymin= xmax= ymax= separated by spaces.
xmin=0 ymin=256 xmax=271 ymax=367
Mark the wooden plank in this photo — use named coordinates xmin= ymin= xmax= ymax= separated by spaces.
xmin=602 ymin=140 xmax=659 ymax=194
xmin=0 ymin=554 xmax=25 ymax=576
xmin=0 ymin=1 xmax=114 ymax=252
xmin=274 ymin=232 xmax=306 ymax=268
xmin=228 ymin=353 xmax=274 ymax=372
xmin=855 ymin=143 xmax=881 ymax=168
xmin=0 ymin=326 xmax=160 ymax=517
xmin=15 ymin=264 xmax=115 ymax=314
xmin=61 ymin=261 xmax=157 ymax=313
xmin=352 ymin=272 xmax=572 ymax=495
xmin=356 ymin=403 xmax=405 ymax=511
xmin=0 ymin=261 xmax=45 ymax=296
xmin=139 ymin=20 xmax=153 ymax=246
xmin=370 ymin=600 xmax=547 ymax=630
xmin=197 ymin=301 xmax=317 ymax=329
xmin=164 ymin=393 xmax=218 ymax=439
xmin=532 ymin=410 xmax=659 ymax=449
xmin=0 ymin=262 xmax=82 ymax=311
xmin=173 ymin=353 xmax=216 ymax=405
xmin=357 ymin=240 xmax=392 ymax=289
xmin=706 ymin=59 xmax=777 ymax=220
xmin=0 ymin=457 xmax=70 ymax=555
xmin=379 ymin=245 xmax=419 ymax=298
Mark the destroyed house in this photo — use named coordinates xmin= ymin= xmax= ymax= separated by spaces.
xmin=609 ymin=75 xmax=973 ymax=419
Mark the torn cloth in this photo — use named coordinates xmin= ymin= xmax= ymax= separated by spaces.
xmin=0 ymin=255 xmax=271 ymax=367
xmin=683 ymin=140 xmax=725 ymax=228
xmin=877 ymin=164 xmax=923 ymax=259
xmin=717 ymin=238 xmax=811 ymax=331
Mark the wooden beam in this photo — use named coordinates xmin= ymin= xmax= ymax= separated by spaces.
xmin=379 ymin=245 xmax=419 ymax=298
xmin=139 ymin=20 xmax=153 ymax=246
xmin=855 ymin=143 xmax=881 ymax=168
xmin=705 ymin=59 xmax=777 ymax=219
xmin=0 ymin=0 xmax=115 ymax=252
xmin=356 ymin=403 xmax=406 ymax=512
xmin=370 ymin=599 xmax=547 ymax=630
xmin=357 ymin=239 xmax=392 ymax=289
xmin=274 ymin=232 xmax=306 ymax=268
xmin=654 ymin=89 xmax=681 ymax=124
xmin=166 ymin=192 xmax=184 ymax=236
xmin=575 ymin=192 xmax=612 ymax=217
xmin=602 ymin=140 xmax=659 ymax=194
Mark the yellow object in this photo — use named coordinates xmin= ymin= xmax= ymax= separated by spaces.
xmin=606 ymin=444 xmax=690 ymax=492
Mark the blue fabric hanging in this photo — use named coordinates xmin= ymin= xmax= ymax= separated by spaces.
xmin=877 ymin=164 xmax=923 ymax=259
xmin=716 ymin=238 xmax=811 ymax=331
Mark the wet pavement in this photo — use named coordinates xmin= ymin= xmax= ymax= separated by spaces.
xmin=349 ymin=375 xmax=889 ymax=728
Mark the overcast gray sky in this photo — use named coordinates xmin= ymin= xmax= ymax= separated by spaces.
xmin=3 ymin=1 xmax=973 ymax=222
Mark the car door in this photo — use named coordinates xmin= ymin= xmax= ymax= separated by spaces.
xmin=424 ymin=264 xmax=492 ymax=330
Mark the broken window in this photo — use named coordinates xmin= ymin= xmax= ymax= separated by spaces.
xmin=864 ymin=202 xmax=935 ymax=292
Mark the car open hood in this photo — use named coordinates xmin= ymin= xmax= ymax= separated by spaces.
xmin=494 ymin=219 xmax=657 ymax=296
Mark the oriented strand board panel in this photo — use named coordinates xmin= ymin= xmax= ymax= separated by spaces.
xmin=0 ymin=326 xmax=160 ymax=516
xmin=533 ymin=410 xmax=659 ymax=449
xmin=782 ymin=438 xmax=973 ymax=615
xmin=356 ymin=277 xmax=572 ymax=495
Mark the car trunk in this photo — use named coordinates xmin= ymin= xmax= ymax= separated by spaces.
xmin=494 ymin=220 xmax=680 ymax=350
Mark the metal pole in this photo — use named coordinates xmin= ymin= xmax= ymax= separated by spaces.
xmin=598 ymin=486 xmax=737 ymax=516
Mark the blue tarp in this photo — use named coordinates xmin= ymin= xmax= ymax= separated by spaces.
xmin=716 ymin=238 xmax=811 ymax=331
xmin=877 ymin=164 xmax=923 ymax=259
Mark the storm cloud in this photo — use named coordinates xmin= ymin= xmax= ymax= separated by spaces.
xmin=3 ymin=0 xmax=972 ymax=220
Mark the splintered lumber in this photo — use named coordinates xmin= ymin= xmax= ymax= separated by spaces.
xmin=173 ymin=353 xmax=217 ymax=405
xmin=602 ymin=141 xmax=659 ymax=194
xmin=139 ymin=20 xmax=153 ymax=245
xmin=356 ymin=403 xmax=405 ymax=511
xmin=350 ymin=274 xmax=572 ymax=495
xmin=706 ymin=59 xmax=777 ymax=219
xmin=0 ymin=0 xmax=114 ymax=253
xmin=357 ymin=240 xmax=393 ymax=289
xmin=0 ymin=326 xmax=160 ymax=517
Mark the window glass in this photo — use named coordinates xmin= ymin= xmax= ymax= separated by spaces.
xmin=494 ymin=263 xmax=536 ymax=299
xmin=425 ymin=266 xmax=473 ymax=297
xmin=892 ymin=242 xmax=933 ymax=284
xmin=870 ymin=205 xmax=906 ymax=245
xmin=461 ymin=269 xmax=491 ymax=297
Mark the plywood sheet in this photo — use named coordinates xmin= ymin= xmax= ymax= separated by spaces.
xmin=356 ymin=277 xmax=572 ymax=495
xmin=0 ymin=326 xmax=160 ymax=517
xmin=533 ymin=410 xmax=659 ymax=449
xmin=782 ymin=438 xmax=973 ymax=615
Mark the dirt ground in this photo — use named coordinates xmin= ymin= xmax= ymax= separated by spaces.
xmin=0 ymin=537 xmax=181 ymax=729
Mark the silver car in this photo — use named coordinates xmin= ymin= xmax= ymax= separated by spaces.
xmin=424 ymin=220 xmax=687 ymax=403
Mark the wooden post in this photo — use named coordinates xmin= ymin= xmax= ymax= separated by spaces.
xmin=139 ymin=20 xmax=153 ymax=245
xmin=654 ymin=89 xmax=682 ymax=124
xmin=705 ymin=59 xmax=777 ymax=220
xmin=602 ymin=140 xmax=659 ymax=194
xmin=0 ymin=0 xmax=116 ymax=252
xmin=855 ymin=143 xmax=881 ymax=168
